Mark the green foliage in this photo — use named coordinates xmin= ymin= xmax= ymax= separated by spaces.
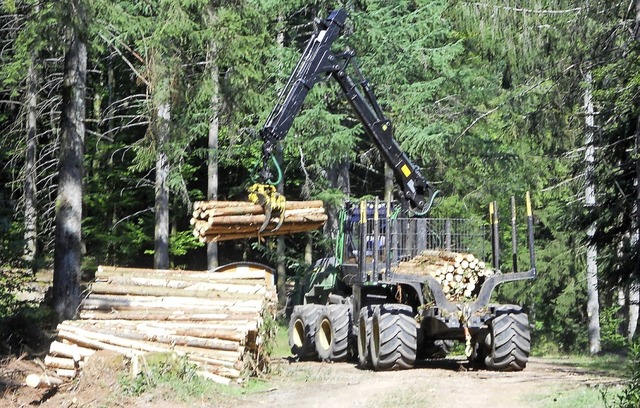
xmin=168 ymin=230 xmax=203 ymax=257
xmin=0 ymin=0 xmax=638 ymax=358
xmin=600 ymin=305 xmax=627 ymax=352
xmin=0 ymin=303 xmax=56 ymax=354
xmin=603 ymin=342 xmax=640 ymax=408
xmin=0 ymin=268 xmax=36 ymax=317
xmin=119 ymin=353 xmax=209 ymax=399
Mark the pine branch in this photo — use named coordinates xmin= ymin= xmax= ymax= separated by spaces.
xmin=97 ymin=32 xmax=149 ymax=87
xmin=467 ymin=3 xmax=583 ymax=15
xmin=113 ymin=207 xmax=153 ymax=229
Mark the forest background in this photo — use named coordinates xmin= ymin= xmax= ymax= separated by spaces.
xmin=0 ymin=0 xmax=639 ymax=358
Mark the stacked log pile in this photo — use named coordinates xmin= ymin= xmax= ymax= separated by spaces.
xmin=394 ymin=250 xmax=494 ymax=302
xmin=191 ymin=200 xmax=327 ymax=242
xmin=42 ymin=264 xmax=276 ymax=385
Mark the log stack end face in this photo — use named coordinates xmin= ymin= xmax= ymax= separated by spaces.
xmin=395 ymin=250 xmax=494 ymax=303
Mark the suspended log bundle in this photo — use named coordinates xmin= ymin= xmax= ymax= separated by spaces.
xmin=43 ymin=264 xmax=277 ymax=385
xmin=191 ymin=200 xmax=327 ymax=242
xmin=394 ymin=250 xmax=494 ymax=302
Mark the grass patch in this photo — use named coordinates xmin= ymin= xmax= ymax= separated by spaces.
xmin=271 ymin=320 xmax=292 ymax=359
xmin=377 ymin=391 xmax=432 ymax=408
xmin=115 ymin=352 xmax=274 ymax=405
xmin=541 ymin=353 xmax=626 ymax=378
xmin=529 ymin=385 xmax=610 ymax=408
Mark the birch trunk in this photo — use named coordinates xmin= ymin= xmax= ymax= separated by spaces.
xmin=630 ymin=112 xmax=640 ymax=341
xmin=23 ymin=59 xmax=38 ymax=268
xmin=629 ymin=284 xmax=639 ymax=341
xmin=584 ymin=70 xmax=601 ymax=354
xmin=154 ymin=102 xmax=170 ymax=269
xmin=54 ymin=4 xmax=87 ymax=320
xmin=206 ymin=17 xmax=220 ymax=270
xmin=275 ymin=19 xmax=287 ymax=309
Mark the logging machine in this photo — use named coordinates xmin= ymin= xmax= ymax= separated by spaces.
xmin=255 ymin=9 xmax=537 ymax=371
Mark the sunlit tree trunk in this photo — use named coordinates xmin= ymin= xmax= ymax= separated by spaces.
xmin=629 ymin=284 xmax=639 ymax=341
xmin=206 ymin=27 xmax=220 ymax=270
xmin=584 ymin=70 xmax=601 ymax=354
xmin=276 ymin=145 xmax=286 ymax=310
xmin=275 ymin=15 xmax=287 ymax=310
xmin=23 ymin=59 xmax=38 ymax=269
xmin=53 ymin=1 xmax=87 ymax=319
xmin=384 ymin=164 xmax=393 ymax=204
xmin=154 ymin=102 xmax=170 ymax=270
xmin=630 ymin=114 xmax=640 ymax=341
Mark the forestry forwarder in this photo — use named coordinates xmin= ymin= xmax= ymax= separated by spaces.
xmin=255 ymin=9 xmax=537 ymax=371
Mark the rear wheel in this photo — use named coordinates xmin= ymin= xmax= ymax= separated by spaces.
xmin=369 ymin=304 xmax=417 ymax=371
xmin=315 ymin=304 xmax=351 ymax=362
xmin=289 ymin=304 xmax=322 ymax=360
xmin=357 ymin=306 xmax=373 ymax=368
xmin=475 ymin=306 xmax=530 ymax=371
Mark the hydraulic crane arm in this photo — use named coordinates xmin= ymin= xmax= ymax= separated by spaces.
xmin=259 ymin=9 xmax=437 ymax=214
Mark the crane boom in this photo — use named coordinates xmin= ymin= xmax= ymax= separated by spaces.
xmin=259 ymin=9 xmax=437 ymax=214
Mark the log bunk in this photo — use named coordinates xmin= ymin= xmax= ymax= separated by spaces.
xmin=394 ymin=250 xmax=494 ymax=302
xmin=42 ymin=264 xmax=277 ymax=385
xmin=191 ymin=200 xmax=327 ymax=242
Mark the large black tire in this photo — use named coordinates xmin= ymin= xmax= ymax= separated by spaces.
xmin=288 ymin=304 xmax=322 ymax=360
xmin=315 ymin=304 xmax=351 ymax=362
xmin=476 ymin=307 xmax=530 ymax=371
xmin=369 ymin=304 xmax=417 ymax=371
xmin=357 ymin=306 xmax=373 ymax=368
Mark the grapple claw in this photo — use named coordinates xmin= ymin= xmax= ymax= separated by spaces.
xmin=259 ymin=202 xmax=273 ymax=233
xmin=248 ymin=183 xmax=286 ymax=233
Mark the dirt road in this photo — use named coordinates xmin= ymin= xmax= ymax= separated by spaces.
xmin=2 ymin=354 xmax=621 ymax=407
xmin=232 ymin=357 xmax=620 ymax=408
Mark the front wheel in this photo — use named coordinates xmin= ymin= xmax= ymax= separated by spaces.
xmin=369 ymin=304 xmax=417 ymax=371
xmin=357 ymin=306 xmax=373 ymax=368
xmin=475 ymin=306 xmax=530 ymax=371
xmin=315 ymin=304 xmax=351 ymax=362
xmin=289 ymin=304 xmax=322 ymax=360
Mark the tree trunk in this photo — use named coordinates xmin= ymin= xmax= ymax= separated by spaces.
xmin=53 ymin=7 xmax=87 ymax=320
xmin=584 ymin=70 xmax=601 ymax=354
xmin=23 ymin=59 xmax=38 ymax=269
xmin=630 ymin=113 xmax=640 ymax=341
xmin=629 ymin=284 xmax=639 ymax=341
xmin=154 ymin=102 xmax=170 ymax=269
xmin=207 ymin=33 xmax=220 ymax=270
xmin=275 ymin=145 xmax=287 ymax=311
xmin=274 ymin=18 xmax=288 ymax=311
xmin=384 ymin=163 xmax=394 ymax=203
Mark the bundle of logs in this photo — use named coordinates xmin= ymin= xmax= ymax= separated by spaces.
xmin=191 ymin=200 xmax=327 ymax=242
xmin=395 ymin=250 xmax=493 ymax=302
xmin=41 ymin=264 xmax=277 ymax=386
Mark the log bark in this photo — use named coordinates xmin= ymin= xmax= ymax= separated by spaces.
xmin=191 ymin=200 xmax=326 ymax=242
xmin=96 ymin=265 xmax=271 ymax=280
xmin=25 ymin=373 xmax=64 ymax=388
xmin=49 ymin=341 xmax=95 ymax=360
xmin=94 ymin=276 xmax=268 ymax=294
xmin=65 ymin=320 xmax=250 ymax=342
xmin=46 ymin=265 xmax=276 ymax=384
xmin=78 ymin=310 xmax=260 ymax=323
xmin=81 ymin=295 xmax=264 ymax=312
xmin=194 ymin=200 xmax=324 ymax=212
xmin=88 ymin=282 xmax=269 ymax=300
xmin=58 ymin=324 xmax=243 ymax=352
xmin=44 ymin=355 xmax=78 ymax=370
